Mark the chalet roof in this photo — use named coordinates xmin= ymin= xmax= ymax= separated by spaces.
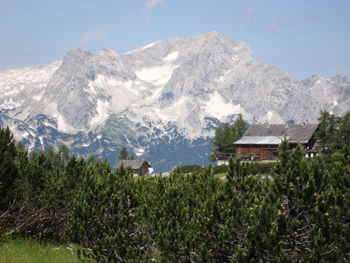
xmin=116 ymin=160 xmax=152 ymax=170
xmin=233 ymin=136 xmax=288 ymax=145
xmin=234 ymin=124 xmax=318 ymax=145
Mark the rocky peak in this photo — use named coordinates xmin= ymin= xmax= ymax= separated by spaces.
xmin=62 ymin=49 xmax=93 ymax=67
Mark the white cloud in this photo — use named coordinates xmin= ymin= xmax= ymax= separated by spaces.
xmin=244 ymin=8 xmax=256 ymax=23
xmin=145 ymin=0 xmax=164 ymax=8
xmin=80 ymin=30 xmax=109 ymax=44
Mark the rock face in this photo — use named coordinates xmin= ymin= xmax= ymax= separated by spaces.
xmin=0 ymin=32 xmax=349 ymax=171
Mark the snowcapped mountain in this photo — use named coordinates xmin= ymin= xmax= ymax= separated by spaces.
xmin=1 ymin=32 xmax=349 ymax=171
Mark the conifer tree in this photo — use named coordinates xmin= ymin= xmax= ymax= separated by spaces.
xmin=0 ymin=126 xmax=19 ymax=210
xmin=234 ymin=113 xmax=248 ymax=137
xmin=118 ymin=147 xmax=129 ymax=160
xmin=337 ymin=112 xmax=350 ymax=146
xmin=316 ymin=110 xmax=338 ymax=153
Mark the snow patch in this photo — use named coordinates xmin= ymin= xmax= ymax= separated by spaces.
xmin=89 ymin=82 xmax=97 ymax=96
xmin=82 ymin=142 xmax=91 ymax=147
xmin=90 ymin=100 xmax=109 ymax=128
xmin=106 ymin=81 xmax=141 ymax=112
xmin=114 ymin=80 xmax=139 ymax=96
xmin=56 ymin=114 xmax=70 ymax=132
xmin=0 ymin=60 xmax=61 ymax=112
xmin=39 ymin=136 xmax=44 ymax=146
xmin=151 ymin=96 xmax=189 ymax=123
xmin=108 ymin=79 xmax=117 ymax=86
xmin=94 ymin=74 xmax=106 ymax=88
xmin=3 ymin=89 xmax=19 ymax=96
xmin=124 ymin=41 xmax=157 ymax=54
xmin=33 ymin=91 xmax=45 ymax=101
xmin=205 ymin=92 xmax=244 ymax=120
xmin=260 ymin=111 xmax=283 ymax=124
xmin=142 ymin=42 xmax=155 ymax=50
xmin=135 ymin=65 xmax=179 ymax=86
xmin=42 ymin=121 xmax=56 ymax=129
xmin=51 ymin=110 xmax=78 ymax=133
xmin=0 ymin=99 xmax=21 ymax=109
xmin=163 ymin=51 xmax=179 ymax=62
xmin=154 ymin=107 xmax=176 ymax=122
xmin=171 ymin=96 xmax=187 ymax=108
xmin=135 ymin=148 xmax=145 ymax=156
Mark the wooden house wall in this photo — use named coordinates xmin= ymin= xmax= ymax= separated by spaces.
xmin=236 ymin=142 xmax=315 ymax=161
xmin=236 ymin=145 xmax=278 ymax=160
xmin=139 ymin=164 xmax=149 ymax=176
xmin=133 ymin=164 xmax=151 ymax=176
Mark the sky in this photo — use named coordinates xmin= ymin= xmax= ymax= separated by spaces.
xmin=1 ymin=0 xmax=349 ymax=79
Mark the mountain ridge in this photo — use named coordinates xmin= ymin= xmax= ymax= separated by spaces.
xmin=1 ymin=32 xmax=349 ymax=171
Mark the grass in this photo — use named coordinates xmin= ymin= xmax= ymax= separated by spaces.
xmin=214 ymin=172 xmax=227 ymax=178
xmin=0 ymin=237 xmax=80 ymax=263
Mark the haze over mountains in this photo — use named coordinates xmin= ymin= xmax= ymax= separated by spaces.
xmin=0 ymin=32 xmax=349 ymax=171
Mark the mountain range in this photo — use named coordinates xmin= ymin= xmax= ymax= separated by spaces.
xmin=1 ymin=32 xmax=349 ymax=172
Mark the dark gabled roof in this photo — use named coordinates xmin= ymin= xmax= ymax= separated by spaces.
xmin=116 ymin=160 xmax=152 ymax=170
xmin=234 ymin=124 xmax=318 ymax=145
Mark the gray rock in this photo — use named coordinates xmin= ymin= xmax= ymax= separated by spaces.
xmin=0 ymin=32 xmax=349 ymax=171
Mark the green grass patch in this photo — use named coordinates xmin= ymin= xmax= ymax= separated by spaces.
xmin=214 ymin=172 xmax=227 ymax=178
xmin=0 ymin=237 xmax=80 ymax=263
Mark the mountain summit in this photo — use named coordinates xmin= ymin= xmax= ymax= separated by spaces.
xmin=1 ymin=32 xmax=349 ymax=171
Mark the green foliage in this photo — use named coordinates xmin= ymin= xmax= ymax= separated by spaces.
xmin=67 ymin=164 xmax=151 ymax=262
xmin=1 ymin=123 xmax=350 ymax=262
xmin=137 ymin=169 xmax=228 ymax=262
xmin=273 ymin=136 xmax=292 ymax=181
xmin=337 ymin=112 xmax=350 ymax=145
xmin=118 ymin=147 xmax=129 ymax=160
xmin=213 ymin=161 xmax=275 ymax=175
xmin=234 ymin=113 xmax=248 ymax=137
xmin=176 ymin=164 xmax=203 ymax=173
xmin=118 ymin=147 xmax=135 ymax=161
xmin=316 ymin=110 xmax=350 ymax=154
xmin=44 ymin=145 xmax=70 ymax=171
xmin=0 ymin=126 xmax=19 ymax=211
xmin=212 ymin=164 xmax=228 ymax=174
xmin=213 ymin=123 xmax=238 ymax=154
xmin=245 ymin=161 xmax=275 ymax=175
xmin=0 ymin=139 xmax=88 ymax=240
xmin=209 ymin=114 xmax=248 ymax=160
xmin=316 ymin=110 xmax=339 ymax=153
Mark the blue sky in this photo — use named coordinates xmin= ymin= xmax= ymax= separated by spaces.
xmin=1 ymin=0 xmax=349 ymax=79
